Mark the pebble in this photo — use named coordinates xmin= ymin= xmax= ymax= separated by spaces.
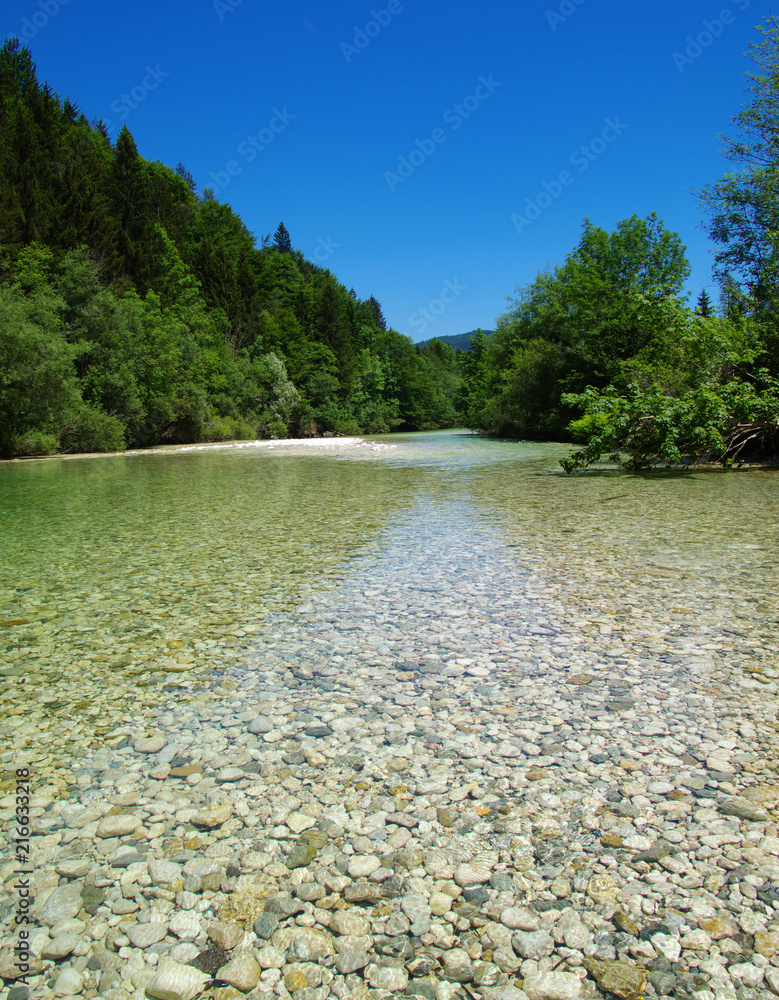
xmin=3 ymin=471 xmax=779 ymax=1000
xmin=95 ymin=813 xmax=141 ymax=838
xmin=218 ymin=952 xmax=261 ymax=992
xmin=521 ymin=970 xmax=582 ymax=1000
xmin=147 ymin=959 xmax=211 ymax=1000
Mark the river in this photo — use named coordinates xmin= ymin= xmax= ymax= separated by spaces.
xmin=1 ymin=429 xmax=776 ymax=788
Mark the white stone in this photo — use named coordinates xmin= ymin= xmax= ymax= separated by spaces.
xmin=53 ymin=967 xmax=84 ymax=996
xmin=348 ymin=854 xmax=381 ymax=878
xmin=147 ymin=959 xmax=210 ymax=1000
xmin=135 ymin=735 xmax=166 ymax=753
xmin=127 ymin=921 xmax=169 ymax=947
xmin=501 ymin=906 xmax=539 ymax=931
xmin=522 ymin=970 xmax=582 ymax=1000
xmin=218 ymin=952 xmax=261 ymax=992
xmin=286 ymin=811 xmax=317 ymax=834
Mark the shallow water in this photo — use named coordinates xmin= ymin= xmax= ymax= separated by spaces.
xmin=1 ymin=430 xmax=777 ymax=783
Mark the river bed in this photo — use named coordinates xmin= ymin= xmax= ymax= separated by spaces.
xmin=1 ymin=430 xmax=778 ymax=999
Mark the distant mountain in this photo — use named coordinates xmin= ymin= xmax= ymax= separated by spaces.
xmin=416 ymin=329 xmax=495 ymax=352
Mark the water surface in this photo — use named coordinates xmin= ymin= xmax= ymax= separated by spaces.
xmin=1 ymin=431 xmax=776 ymax=783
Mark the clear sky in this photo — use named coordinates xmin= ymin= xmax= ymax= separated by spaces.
xmin=2 ymin=0 xmax=774 ymax=340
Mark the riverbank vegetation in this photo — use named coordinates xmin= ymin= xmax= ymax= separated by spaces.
xmin=460 ymin=18 xmax=779 ymax=470
xmin=0 ymin=39 xmax=462 ymax=457
xmin=2 ymin=20 xmax=778 ymax=466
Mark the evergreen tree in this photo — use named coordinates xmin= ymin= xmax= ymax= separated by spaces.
xmin=175 ymin=162 xmax=197 ymax=196
xmin=696 ymin=288 xmax=713 ymax=317
xmin=700 ymin=16 xmax=779 ymax=320
xmin=110 ymin=126 xmax=153 ymax=288
xmin=273 ymin=221 xmax=292 ymax=254
xmin=368 ymin=295 xmax=387 ymax=330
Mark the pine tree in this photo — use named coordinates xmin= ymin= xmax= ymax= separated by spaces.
xmin=111 ymin=126 xmax=153 ymax=288
xmin=368 ymin=295 xmax=387 ymax=330
xmin=175 ymin=162 xmax=197 ymax=196
xmin=273 ymin=221 xmax=292 ymax=254
xmin=696 ymin=288 xmax=713 ymax=317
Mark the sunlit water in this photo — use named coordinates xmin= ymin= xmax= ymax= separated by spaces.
xmin=1 ymin=430 xmax=777 ymax=780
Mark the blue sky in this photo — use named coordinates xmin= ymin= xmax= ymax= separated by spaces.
xmin=2 ymin=0 xmax=773 ymax=340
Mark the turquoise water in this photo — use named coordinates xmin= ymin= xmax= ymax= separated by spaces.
xmin=0 ymin=431 xmax=777 ymax=778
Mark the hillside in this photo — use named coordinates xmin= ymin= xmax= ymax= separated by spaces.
xmin=415 ymin=329 xmax=495 ymax=352
xmin=0 ymin=39 xmax=464 ymax=456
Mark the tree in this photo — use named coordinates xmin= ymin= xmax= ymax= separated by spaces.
xmin=700 ymin=17 xmax=779 ymax=320
xmin=468 ymin=215 xmax=691 ymax=439
xmin=368 ymin=295 xmax=387 ymax=330
xmin=273 ymin=221 xmax=292 ymax=254
xmin=111 ymin=126 xmax=153 ymax=288
xmin=560 ymin=303 xmax=778 ymax=471
xmin=696 ymin=288 xmax=713 ymax=317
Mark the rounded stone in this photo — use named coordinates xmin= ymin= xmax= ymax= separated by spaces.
xmin=501 ymin=906 xmax=539 ymax=931
xmin=53 ymin=968 xmax=84 ymax=997
xmin=369 ymin=966 xmax=409 ymax=991
xmin=348 ymin=854 xmax=381 ymax=878
xmin=441 ymin=948 xmax=474 ymax=983
xmin=126 ymin=922 xmax=169 ymax=948
xmin=134 ymin=735 xmax=166 ymax=753
xmin=41 ymin=933 xmax=79 ymax=959
xmin=522 ymin=970 xmax=582 ymax=1000
xmin=96 ymin=813 xmax=141 ymax=838
xmin=217 ymin=952 xmax=260 ymax=992
xmin=335 ymin=950 xmax=371 ymax=974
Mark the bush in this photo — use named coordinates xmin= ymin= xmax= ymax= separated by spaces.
xmin=265 ymin=419 xmax=288 ymax=439
xmin=59 ymin=406 xmax=127 ymax=453
xmin=10 ymin=431 xmax=60 ymax=456
xmin=202 ymin=416 xmax=257 ymax=441
xmin=333 ymin=417 xmax=362 ymax=436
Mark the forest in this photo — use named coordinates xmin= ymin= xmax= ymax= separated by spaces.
xmin=0 ymin=38 xmax=462 ymax=458
xmin=462 ymin=19 xmax=779 ymax=470
xmin=1 ymin=20 xmax=778 ymax=468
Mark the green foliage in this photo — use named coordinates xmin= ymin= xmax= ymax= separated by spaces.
xmin=0 ymin=39 xmax=463 ymax=455
xmin=561 ymin=310 xmax=779 ymax=471
xmin=465 ymin=214 xmax=691 ymax=441
xmin=701 ymin=17 xmax=779 ymax=323
xmin=0 ymin=279 xmax=81 ymax=456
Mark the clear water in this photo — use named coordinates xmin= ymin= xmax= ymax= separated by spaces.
xmin=1 ymin=430 xmax=777 ymax=768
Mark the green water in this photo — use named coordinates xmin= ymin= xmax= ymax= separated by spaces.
xmin=1 ymin=431 xmax=777 ymax=776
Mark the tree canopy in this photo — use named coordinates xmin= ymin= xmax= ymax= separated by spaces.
xmin=0 ymin=38 xmax=463 ymax=457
